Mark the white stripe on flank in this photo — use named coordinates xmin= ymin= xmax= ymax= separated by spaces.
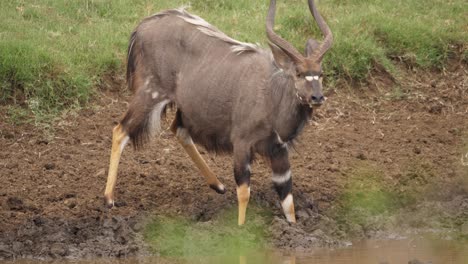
xmin=144 ymin=78 xmax=151 ymax=87
xmin=272 ymin=170 xmax=291 ymax=184
xmin=120 ymin=136 xmax=129 ymax=152
xmin=149 ymin=99 xmax=170 ymax=137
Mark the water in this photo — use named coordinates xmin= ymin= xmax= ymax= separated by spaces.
xmin=6 ymin=236 xmax=468 ymax=264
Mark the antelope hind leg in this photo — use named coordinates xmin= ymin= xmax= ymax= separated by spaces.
xmin=171 ymin=116 xmax=226 ymax=194
xmin=104 ymin=124 xmax=129 ymax=208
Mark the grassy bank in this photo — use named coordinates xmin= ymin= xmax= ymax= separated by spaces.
xmin=144 ymin=206 xmax=271 ymax=259
xmin=1 ymin=0 xmax=466 ymax=118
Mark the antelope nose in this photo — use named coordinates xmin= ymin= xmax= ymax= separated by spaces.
xmin=311 ymin=95 xmax=324 ymax=104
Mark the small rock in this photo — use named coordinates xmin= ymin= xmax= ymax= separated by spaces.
xmin=66 ymin=201 xmax=77 ymax=209
xmin=296 ymin=210 xmax=309 ymax=220
xmin=44 ymin=163 xmax=56 ymax=170
xmin=130 ymin=221 xmax=144 ymax=232
xmin=356 ymin=152 xmax=367 ymax=160
xmin=33 ymin=216 xmax=45 ymax=226
xmin=6 ymin=197 xmax=24 ymax=211
xmin=4 ymin=132 xmax=14 ymax=139
xmin=63 ymin=193 xmax=76 ymax=199
xmin=413 ymin=147 xmax=421 ymax=154
xmin=50 ymin=243 xmax=68 ymax=257
xmin=114 ymin=201 xmax=127 ymax=207
xmin=137 ymin=159 xmax=149 ymax=164
xmin=328 ymin=164 xmax=339 ymax=172
xmin=428 ymin=105 xmax=442 ymax=114
xmin=36 ymin=139 xmax=49 ymax=145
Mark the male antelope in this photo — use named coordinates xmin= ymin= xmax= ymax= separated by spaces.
xmin=104 ymin=0 xmax=333 ymax=225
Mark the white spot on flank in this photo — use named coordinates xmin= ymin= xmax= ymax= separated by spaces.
xmin=281 ymin=194 xmax=295 ymax=222
xmin=152 ymin=91 xmax=159 ymax=99
xmin=176 ymin=127 xmax=194 ymax=145
xmin=272 ymin=170 xmax=291 ymax=184
xmin=272 ymin=68 xmax=284 ymax=77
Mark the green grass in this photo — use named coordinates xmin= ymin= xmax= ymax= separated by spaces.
xmin=1 ymin=0 xmax=466 ymax=118
xmin=144 ymin=205 xmax=271 ymax=259
xmin=332 ymin=163 xmax=401 ymax=235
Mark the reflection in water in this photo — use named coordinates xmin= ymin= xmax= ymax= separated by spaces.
xmin=5 ymin=236 xmax=468 ymax=264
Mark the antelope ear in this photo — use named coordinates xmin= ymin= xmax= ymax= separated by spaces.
xmin=305 ymin=38 xmax=320 ymax=57
xmin=269 ymin=43 xmax=294 ymax=71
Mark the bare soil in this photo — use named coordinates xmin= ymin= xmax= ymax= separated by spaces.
xmin=0 ymin=63 xmax=467 ymax=260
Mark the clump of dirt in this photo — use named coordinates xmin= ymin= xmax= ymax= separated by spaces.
xmin=0 ymin=63 xmax=466 ymax=260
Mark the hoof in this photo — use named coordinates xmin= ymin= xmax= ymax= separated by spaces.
xmin=103 ymin=195 xmax=115 ymax=209
xmin=209 ymin=183 xmax=226 ymax=194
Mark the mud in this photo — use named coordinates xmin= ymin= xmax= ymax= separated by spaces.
xmin=0 ymin=63 xmax=467 ymax=260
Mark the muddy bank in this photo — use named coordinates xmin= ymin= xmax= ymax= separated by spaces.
xmin=0 ymin=214 xmax=145 ymax=259
xmin=0 ymin=63 xmax=467 ymax=260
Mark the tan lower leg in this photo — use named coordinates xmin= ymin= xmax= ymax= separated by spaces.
xmin=104 ymin=124 xmax=128 ymax=207
xmin=281 ymin=194 xmax=296 ymax=223
xmin=237 ymin=184 xmax=250 ymax=225
xmin=285 ymin=256 xmax=296 ymax=264
xmin=239 ymin=255 xmax=247 ymax=264
xmin=174 ymin=127 xmax=225 ymax=193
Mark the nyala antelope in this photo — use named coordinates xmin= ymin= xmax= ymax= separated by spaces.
xmin=104 ymin=0 xmax=333 ymax=225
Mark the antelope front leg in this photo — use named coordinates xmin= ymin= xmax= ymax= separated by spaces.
xmin=233 ymin=146 xmax=252 ymax=225
xmin=269 ymin=143 xmax=296 ymax=223
xmin=171 ymin=116 xmax=226 ymax=194
xmin=104 ymin=124 xmax=129 ymax=208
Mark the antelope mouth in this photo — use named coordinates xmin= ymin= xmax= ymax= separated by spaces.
xmin=308 ymin=101 xmax=323 ymax=108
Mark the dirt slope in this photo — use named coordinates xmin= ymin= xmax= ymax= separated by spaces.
xmin=0 ymin=64 xmax=466 ymax=260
